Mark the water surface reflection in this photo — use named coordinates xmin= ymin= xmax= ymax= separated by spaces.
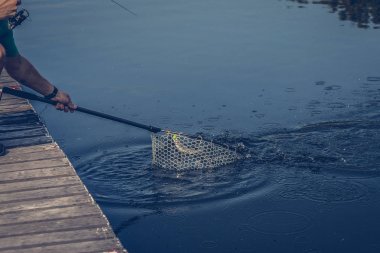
xmin=289 ymin=0 xmax=380 ymax=28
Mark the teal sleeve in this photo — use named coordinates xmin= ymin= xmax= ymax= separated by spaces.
xmin=0 ymin=20 xmax=20 ymax=57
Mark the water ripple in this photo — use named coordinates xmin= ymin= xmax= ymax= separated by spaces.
xmin=278 ymin=178 xmax=367 ymax=203
xmin=250 ymin=120 xmax=380 ymax=176
xmin=76 ymin=118 xmax=380 ymax=209
xmin=76 ymin=144 xmax=272 ymax=208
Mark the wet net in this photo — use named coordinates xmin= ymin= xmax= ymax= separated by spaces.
xmin=151 ymin=131 xmax=240 ymax=170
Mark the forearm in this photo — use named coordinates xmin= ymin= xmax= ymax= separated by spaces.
xmin=5 ymin=55 xmax=77 ymax=112
xmin=5 ymin=55 xmax=54 ymax=96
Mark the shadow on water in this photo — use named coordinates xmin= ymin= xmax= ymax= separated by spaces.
xmin=289 ymin=0 xmax=380 ymax=28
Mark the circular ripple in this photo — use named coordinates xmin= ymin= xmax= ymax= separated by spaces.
xmin=278 ymin=179 xmax=367 ymax=203
xmin=248 ymin=211 xmax=312 ymax=235
xmin=301 ymin=180 xmax=366 ymax=203
xmin=76 ymin=144 xmax=272 ymax=208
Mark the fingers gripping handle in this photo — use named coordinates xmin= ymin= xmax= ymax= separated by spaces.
xmin=1 ymin=87 xmax=162 ymax=133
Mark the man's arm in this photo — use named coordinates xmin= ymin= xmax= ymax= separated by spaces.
xmin=0 ymin=0 xmax=19 ymax=20
xmin=5 ymin=55 xmax=77 ymax=112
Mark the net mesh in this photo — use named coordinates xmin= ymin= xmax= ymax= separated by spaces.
xmin=151 ymin=132 xmax=240 ymax=170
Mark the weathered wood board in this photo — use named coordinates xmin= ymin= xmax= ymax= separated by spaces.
xmin=0 ymin=73 xmax=127 ymax=252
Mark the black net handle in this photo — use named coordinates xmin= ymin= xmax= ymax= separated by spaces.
xmin=1 ymin=87 xmax=162 ymax=133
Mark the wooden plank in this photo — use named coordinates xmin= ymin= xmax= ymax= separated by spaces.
xmin=0 ymin=80 xmax=15 ymax=84
xmin=0 ymin=72 xmax=14 ymax=78
xmin=0 ymin=74 xmax=127 ymax=252
xmin=0 ymin=194 xmax=94 ymax=214
xmin=0 ymin=146 xmax=66 ymax=164
xmin=0 ymin=128 xmax=48 ymax=141
xmin=0 ymin=176 xmax=81 ymax=193
xmin=1 ymin=135 xmax=52 ymax=148
xmin=0 ymin=111 xmax=37 ymax=120
xmin=0 ymin=184 xmax=86 ymax=203
xmin=0 ymin=81 xmax=17 ymax=85
xmin=0 ymin=81 xmax=18 ymax=85
xmin=0 ymin=122 xmax=43 ymax=133
xmin=0 ymin=100 xmax=30 ymax=107
xmin=0 ymin=192 xmax=90 ymax=214
xmin=0 ymin=97 xmax=25 ymax=104
xmin=0 ymin=105 xmax=33 ymax=114
xmin=0 ymin=110 xmax=38 ymax=119
xmin=0 ymin=110 xmax=35 ymax=118
xmin=0 ymin=166 xmax=76 ymax=182
xmin=0 ymin=101 xmax=28 ymax=109
xmin=0 ymin=74 xmax=13 ymax=78
xmin=0 ymin=215 xmax=108 ymax=238
xmin=5 ymin=143 xmax=58 ymax=154
xmin=0 ymin=149 xmax=65 ymax=165
xmin=0 ymin=114 xmax=40 ymax=125
xmin=0 ymin=238 xmax=123 ymax=253
xmin=0 ymin=156 xmax=70 ymax=172
xmin=0 ymin=227 xmax=114 ymax=250
xmin=0 ymin=158 xmax=70 ymax=172
xmin=0 ymin=130 xmax=48 ymax=142
xmin=0 ymin=80 xmax=17 ymax=84
xmin=0 ymin=203 xmax=102 ymax=224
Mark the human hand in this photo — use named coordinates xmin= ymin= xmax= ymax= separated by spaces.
xmin=51 ymin=90 xmax=77 ymax=113
xmin=0 ymin=0 xmax=21 ymax=20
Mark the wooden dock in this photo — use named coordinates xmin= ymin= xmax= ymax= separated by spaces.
xmin=0 ymin=73 xmax=127 ymax=253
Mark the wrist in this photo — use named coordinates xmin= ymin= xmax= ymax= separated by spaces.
xmin=44 ymin=86 xmax=58 ymax=99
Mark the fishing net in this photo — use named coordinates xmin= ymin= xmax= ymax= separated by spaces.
xmin=151 ymin=131 xmax=240 ymax=170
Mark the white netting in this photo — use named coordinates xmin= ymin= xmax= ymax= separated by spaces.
xmin=151 ymin=132 xmax=240 ymax=170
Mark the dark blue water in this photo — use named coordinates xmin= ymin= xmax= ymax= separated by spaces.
xmin=16 ymin=0 xmax=380 ymax=252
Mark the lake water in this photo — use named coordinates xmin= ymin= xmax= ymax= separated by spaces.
xmin=16 ymin=0 xmax=380 ymax=252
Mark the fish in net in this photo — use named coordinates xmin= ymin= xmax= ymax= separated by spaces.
xmin=152 ymin=131 xmax=241 ymax=170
